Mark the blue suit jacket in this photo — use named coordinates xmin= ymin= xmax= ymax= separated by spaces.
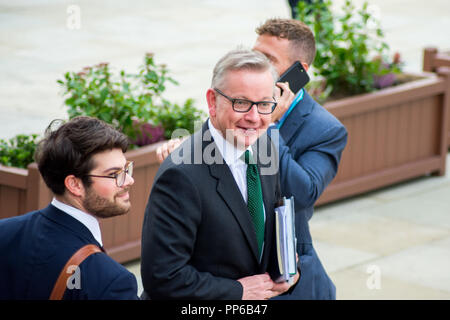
xmin=271 ymin=91 xmax=348 ymax=300
xmin=0 ymin=204 xmax=138 ymax=300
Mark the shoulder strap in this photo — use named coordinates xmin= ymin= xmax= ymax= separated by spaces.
xmin=49 ymin=244 xmax=102 ymax=300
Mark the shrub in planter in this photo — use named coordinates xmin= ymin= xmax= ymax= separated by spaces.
xmin=0 ymin=134 xmax=40 ymax=169
xmin=1 ymin=54 xmax=205 ymax=168
xmin=296 ymin=0 xmax=403 ymax=102
xmin=57 ymin=53 xmax=206 ymax=148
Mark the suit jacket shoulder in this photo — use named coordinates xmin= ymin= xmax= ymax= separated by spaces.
xmin=0 ymin=205 xmax=138 ymax=300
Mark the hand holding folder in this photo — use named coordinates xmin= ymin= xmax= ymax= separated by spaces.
xmin=270 ymin=196 xmax=298 ymax=284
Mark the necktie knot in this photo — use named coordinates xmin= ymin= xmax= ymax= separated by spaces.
xmin=244 ymin=150 xmax=254 ymax=165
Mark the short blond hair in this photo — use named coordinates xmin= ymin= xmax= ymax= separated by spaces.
xmin=256 ymin=18 xmax=316 ymax=66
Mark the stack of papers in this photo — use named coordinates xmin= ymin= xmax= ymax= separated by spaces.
xmin=273 ymin=196 xmax=297 ymax=284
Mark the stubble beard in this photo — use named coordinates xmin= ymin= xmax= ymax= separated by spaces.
xmin=83 ymin=188 xmax=131 ymax=219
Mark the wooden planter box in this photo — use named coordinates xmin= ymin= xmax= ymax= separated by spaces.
xmin=316 ymin=70 xmax=450 ymax=205
xmin=0 ymin=142 xmax=163 ymax=263
xmin=423 ymin=47 xmax=450 ymax=148
xmin=423 ymin=47 xmax=450 ymax=72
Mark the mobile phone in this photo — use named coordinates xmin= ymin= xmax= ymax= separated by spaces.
xmin=278 ymin=61 xmax=310 ymax=95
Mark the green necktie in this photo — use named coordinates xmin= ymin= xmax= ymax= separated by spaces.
xmin=244 ymin=150 xmax=265 ymax=259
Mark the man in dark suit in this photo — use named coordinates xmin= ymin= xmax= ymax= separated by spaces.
xmin=254 ymin=18 xmax=348 ymax=299
xmin=0 ymin=116 xmax=139 ymax=300
xmin=141 ymin=48 xmax=299 ymax=300
xmin=156 ymin=19 xmax=347 ymax=300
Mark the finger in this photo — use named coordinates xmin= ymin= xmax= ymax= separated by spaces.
xmin=276 ymin=81 xmax=292 ymax=95
xmin=156 ymin=147 xmax=164 ymax=163
xmin=270 ymin=282 xmax=290 ymax=297
xmin=162 ymin=148 xmax=169 ymax=160
xmin=168 ymin=138 xmax=180 ymax=153
xmin=167 ymin=140 xmax=174 ymax=151
xmin=274 ymin=85 xmax=282 ymax=99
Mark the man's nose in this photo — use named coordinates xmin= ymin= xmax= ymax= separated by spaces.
xmin=124 ymin=173 xmax=135 ymax=187
xmin=244 ymin=103 xmax=260 ymax=121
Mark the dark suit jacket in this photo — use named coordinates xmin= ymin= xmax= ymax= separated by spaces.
xmin=141 ymin=121 xmax=281 ymax=300
xmin=270 ymin=91 xmax=348 ymax=300
xmin=0 ymin=204 xmax=138 ymax=300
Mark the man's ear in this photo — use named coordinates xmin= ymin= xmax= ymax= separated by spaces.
xmin=64 ymin=175 xmax=85 ymax=197
xmin=301 ymin=62 xmax=309 ymax=72
xmin=206 ymin=88 xmax=217 ymax=118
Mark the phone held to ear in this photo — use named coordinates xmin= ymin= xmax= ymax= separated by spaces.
xmin=278 ymin=61 xmax=310 ymax=95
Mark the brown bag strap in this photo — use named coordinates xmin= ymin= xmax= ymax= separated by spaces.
xmin=49 ymin=244 xmax=102 ymax=300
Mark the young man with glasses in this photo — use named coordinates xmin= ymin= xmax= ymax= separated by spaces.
xmin=141 ymin=48 xmax=299 ymax=300
xmin=0 ymin=116 xmax=139 ymax=300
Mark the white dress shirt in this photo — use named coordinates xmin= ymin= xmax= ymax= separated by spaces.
xmin=51 ymin=198 xmax=103 ymax=247
xmin=208 ymin=119 xmax=266 ymax=216
xmin=208 ymin=119 xmax=251 ymax=202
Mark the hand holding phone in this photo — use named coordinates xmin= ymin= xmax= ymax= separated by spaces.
xmin=278 ymin=61 xmax=310 ymax=95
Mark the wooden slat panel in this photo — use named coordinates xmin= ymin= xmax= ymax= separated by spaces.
xmin=408 ymin=99 xmax=421 ymax=161
xmin=0 ymin=165 xmax=27 ymax=189
xmin=18 ymin=189 xmax=27 ymax=216
xmin=362 ymin=110 xmax=376 ymax=175
xmin=0 ymin=185 xmax=20 ymax=219
xmin=373 ymin=108 xmax=388 ymax=171
xmin=112 ymin=206 xmax=130 ymax=247
xmin=385 ymin=104 xmax=399 ymax=168
xmin=350 ymin=114 xmax=364 ymax=178
xmin=333 ymin=117 xmax=352 ymax=183
xmin=397 ymin=102 xmax=409 ymax=165
xmin=430 ymin=95 xmax=443 ymax=155
xmin=326 ymin=75 xmax=445 ymax=118
xmin=99 ymin=215 xmax=115 ymax=249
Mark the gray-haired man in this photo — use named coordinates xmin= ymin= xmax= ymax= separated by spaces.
xmin=141 ymin=48 xmax=299 ymax=300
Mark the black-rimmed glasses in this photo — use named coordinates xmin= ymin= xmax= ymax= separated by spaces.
xmin=86 ymin=161 xmax=134 ymax=187
xmin=214 ymin=88 xmax=277 ymax=114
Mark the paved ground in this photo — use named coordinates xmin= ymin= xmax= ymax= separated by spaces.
xmin=1 ymin=0 xmax=449 ymax=299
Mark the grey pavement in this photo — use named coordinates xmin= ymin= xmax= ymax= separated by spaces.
xmin=1 ymin=0 xmax=450 ymax=299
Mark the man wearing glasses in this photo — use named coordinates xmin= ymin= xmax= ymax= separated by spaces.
xmin=0 ymin=116 xmax=139 ymax=300
xmin=141 ymin=48 xmax=299 ymax=300
xmin=156 ymin=19 xmax=347 ymax=300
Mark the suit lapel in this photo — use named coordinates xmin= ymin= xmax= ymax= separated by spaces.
xmin=202 ymin=122 xmax=261 ymax=263
xmin=210 ymin=164 xmax=260 ymax=263
xmin=280 ymin=91 xmax=315 ymax=144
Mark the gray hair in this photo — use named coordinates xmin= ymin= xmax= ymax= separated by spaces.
xmin=211 ymin=47 xmax=278 ymax=89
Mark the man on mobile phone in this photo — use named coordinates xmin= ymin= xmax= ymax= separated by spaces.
xmin=253 ymin=18 xmax=347 ymax=300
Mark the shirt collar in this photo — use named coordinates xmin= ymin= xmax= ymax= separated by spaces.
xmin=208 ymin=118 xmax=252 ymax=166
xmin=276 ymin=88 xmax=304 ymax=129
xmin=51 ymin=198 xmax=103 ymax=247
